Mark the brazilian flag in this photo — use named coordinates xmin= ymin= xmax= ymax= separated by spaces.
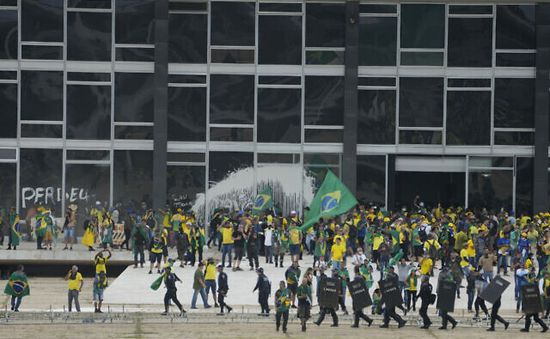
xmin=252 ymin=187 xmax=273 ymax=215
xmin=150 ymin=272 xmax=166 ymax=291
xmin=4 ymin=272 xmax=30 ymax=297
xmin=299 ymin=170 xmax=357 ymax=232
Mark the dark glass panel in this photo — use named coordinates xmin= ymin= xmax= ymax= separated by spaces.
xmin=168 ymin=75 xmax=206 ymax=84
xmin=447 ymin=78 xmax=491 ymax=88
xmin=515 ymin=157 xmax=533 ymax=214
xmin=20 ymin=148 xmax=63 ymax=212
xmin=400 ymin=52 xmax=443 ymax=66
xmin=259 ymin=76 xmax=300 ymax=85
xmin=115 ymin=126 xmax=153 ymax=140
xmin=22 ymin=45 xmax=62 ymax=60
xmin=115 ymin=73 xmax=154 ymax=122
xmin=21 ymin=0 xmax=63 ymax=42
xmin=259 ymin=15 xmax=302 ymax=65
xmin=394 ymin=172 xmax=465 ymax=209
xmin=210 ymin=74 xmax=254 ymax=124
xmin=304 ymin=76 xmax=344 ymax=125
xmin=65 ymin=163 xmax=110 ymax=213
xmin=257 ymin=153 xmax=297 ymax=164
xmin=468 ymin=170 xmax=513 ymax=212
xmin=0 ymin=10 xmax=17 ymax=59
xmin=359 ymin=17 xmax=397 ymax=66
xmin=448 ymin=18 xmax=492 ymax=67
xmin=211 ymin=2 xmax=255 ymax=46
xmin=0 ymin=0 xmax=17 ymax=6
xmin=208 ymin=151 xmax=253 ymax=186
xmin=210 ymin=127 xmax=253 ymax=142
xmin=496 ymin=5 xmax=535 ymax=50
xmin=446 ymin=91 xmax=491 ymax=145
xmin=399 ymin=77 xmax=443 ymax=127
xmin=494 ymin=132 xmax=534 ymax=146
xmin=167 ymin=165 xmax=205 ymax=209
xmin=168 ymin=86 xmax=206 ymax=141
xmin=357 ymin=155 xmax=385 ymax=206
xmin=67 ymin=72 xmax=110 ymax=82
xmin=400 ymin=4 xmax=445 ymax=48
xmin=66 ymin=150 xmax=110 ymax=161
xmin=304 ymin=129 xmax=343 ymax=143
xmin=259 ymin=3 xmax=301 ymax=12
xmin=0 ymin=71 xmax=16 ymax=79
xmin=449 ymin=5 xmax=492 ymax=15
xmin=168 ymin=2 xmax=206 ymax=11
xmin=469 ymin=157 xmax=514 ymax=168
xmin=496 ymin=53 xmax=535 ymax=67
xmin=167 ymin=153 xmax=205 ymax=163
xmin=304 ymin=153 xmax=340 ymax=165
xmin=114 ymin=150 xmax=153 ymax=206
xmin=358 ymin=77 xmax=395 ymax=87
xmin=169 ymin=14 xmax=207 ymax=63
xmin=494 ymin=78 xmax=534 ymax=128
xmin=211 ymin=49 xmax=254 ymax=64
xmin=21 ymin=71 xmax=63 ymax=121
xmin=399 ymin=131 xmax=442 ymax=144
xmin=360 ymin=4 xmax=397 ymax=13
xmin=0 ymin=83 xmax=17 ymax=138
xmin=21 ymin=124 xmax=62 ymax=138
xmin=67 ymin=85 xmax=111 ymax=140
xmin=0 ymin=163 xmax=16 ymax=209
xmin=358 ymin=90 xmax=396 ymax=144
xmin=0 ymin=149 xmax=16 ymax=159
xmin=68 ymin=0 xmax=111 ymax=8
xmin=67 ymin=12 xmax=112 ymax=61
xmin=115 ymin=0 xmax=154 ymax=44
xmin=306 ymin=50 xmax=344 ymax=65
xmin=257 ymin=88 xmax=301 ymax=143
xmin=306 ymin=3 xmax=345 ymax=47
xmin=116 ymin=47 xmax=155 ymax=62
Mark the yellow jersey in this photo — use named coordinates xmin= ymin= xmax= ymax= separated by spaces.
xmin=205 ymin=263 xmax=216 ymax=280
xmin=222 ymin=227 xmax=234 ymax=245
xmin=68 ymin=272 xmax=83 ymax=290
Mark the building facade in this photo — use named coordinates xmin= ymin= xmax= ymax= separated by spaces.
xmin=0 ymin=0 xmax=549 ymax=220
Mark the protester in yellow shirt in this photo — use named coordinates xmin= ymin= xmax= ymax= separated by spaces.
xmin=331 ymin=237 xmax=346 ymax=270
xmin=420 ymin=255 xmax=433 ymax=276
xmin=204 ymin=258 xmax=218 ymax=307
xmin=65 ymin=265 xmax=83 ymax=312
xmin=221 ymin=222 xmax=234 ymax=268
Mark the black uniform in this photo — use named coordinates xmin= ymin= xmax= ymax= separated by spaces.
xmin=350 ymin=277 xmax=373 ymax=328
xmin=314 ymin=275 xmax=338 ymax=327
xmin=487 ymin=297 xmax=509 ymax=331
xmin=418 ymin=281 xmax=433 ymax=328
xmin=163 ymin=272 xmax=184 ymax=314
xmin=522 ymin=312 xmax=549 ymax=332
xmin=217 ymin=271 xmax=232 ymax=313
xmin=253 ymin=273 xmax=271 ymax=314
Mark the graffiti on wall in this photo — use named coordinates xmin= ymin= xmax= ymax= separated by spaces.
xmin=21 ymin=187 xmax=90 ymax=208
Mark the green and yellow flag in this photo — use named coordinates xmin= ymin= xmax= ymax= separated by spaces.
xmin=4 ymin=272 xmax=30 ymax=297
xmin=299 ymin=170 xmax=357 ymax=231
xmin=150 ymin=272 xmax=166 ymax=291
xmin=252 ymin=187 xmax=273 ymax=215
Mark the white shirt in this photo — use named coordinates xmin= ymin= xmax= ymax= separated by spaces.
xmin=352 ymin=253 xmax=366 ymax=266
xmin=264 ymin=228 xmax=273 ymax=246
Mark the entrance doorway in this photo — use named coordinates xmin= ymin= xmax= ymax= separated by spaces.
xmin=394 ymin=172 xmax=465 ymax=210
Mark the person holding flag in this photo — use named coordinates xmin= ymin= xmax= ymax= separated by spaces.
xmin=274 ymin=281 xmax=290 ymax=333
xmin=4 ymin=265 xmax=29 ymax=312
xmin=7 ymin=210 xmax=20 ymax=250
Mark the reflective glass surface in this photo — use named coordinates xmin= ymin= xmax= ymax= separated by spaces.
xmin=22 ymin=45 xmax=62 ymax=60
xmin=20 ymin=148 xmax=63 ymax=212
xmin=67 ymin=12 xmax=112 ymax=61
xmin=115 ymin=126 xmax=153 ymax=140
xmin=115 ymin=73 xmax=154 ymax=122
xmin=515 ymin=157 xmax=533 ymax=214
xmin=448 ymin=18 xmax=492 ymax=67
xmin=21 ymin=0 xmax=63 ymax=42
xmin=495 ymin=53 xmax=535 ymax=67
xmin=494 ymin=78 xmax=534 ymax=128
xmin=168 ymin=87 xmax=206 ymax=141
xmin=0 ymin=83 xmax=17 ymax=138
xmin=399 ymin=77 xmax=443 ymax=127
xmin=167 ymin=166 xmax=205 ymax=209
xmin=169 ymin=14 xmax=207 ymax=63
xmin=208 ymin=151 xmax=253 ymax=187
xmin=0 ymin=10 xmax=17 ymax=59
xmin=358 ymin=90 xmax=396 ymax=144
xmin=210 ymin=75 xmax=254 ymax=124
xmin=496 ymin=5 xmax=535 ymax=50
xmin=0 ymin=163 xmax=16 ymax=209
xmin=115 ymin=0 xmax=154 ymax=44
xmin=115 ymin=47 xmax=155 ymax=62
xmin=114 ymin=150 xmax=153 ymax=206
xmin=257 ymin=88 xmax=301 ymax=143
xmin=65 ymin=164 xmax=110 ymax=211
xmin=305 ymin=76 xmax=344 ymax=125
xmin=306 ymin=3 xmax=345 ymax=47
xmin=210 ymin=49 xmax=254 ymax=64
xmin=259 ymin=15 xmax=302 ymax=65
xmin=359 ymin=17 xmax=397 ymax=66
xmin=399 ymin=131 xmax=442 ymax=144
xmin=210 ymin=127 xmax=253 ymax=142
xmin=306 ymin=50 xmax=344 ymax=65
xmin=21 ymin=124 xmax=62 ymax=138
xmin=67 ymin=85 xmax=111 ymax=140
xmin=469 ymin=170 xmax=513 ymax=212
xmin=400 ymin=52 xmax=443 ymax=66
xmin=304 ymin=129 xmax=343 ymax=143
xmin=211 ymin=2 xmax=255 ymax=46
xmin=494 ymin=132 xmax=534 ymax=146
xmin=400 ymin=4 xmax=444 ymax=48
xmin=446 ymin=91 xmax=491 ymax=145
xmin=357 ymin=155 xmax=385 ymax=206
xmin=21 ymin=71 xmax=63 ymax=121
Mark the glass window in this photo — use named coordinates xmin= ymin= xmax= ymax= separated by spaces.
xmin=66 ymin=163 xmax=110 ymax=212
xmin=305 ymin=76 xmax=344 ymax=125
xmin=0 ymin=10 xmax=17 ymax=59
xmin=496 ymin=53 xmax=535 ymax=67
xmin=496 ymin=5 xmax=535 ymax=50
xmin=168 ymin=87 xmax=206 ymax=141
xmin=116 ymin=47 xmax=155 ymax=62
xmin=211 ymin=49 xmax=254 ymax=64
xmin=0 ymin=83 xmax=17 ymax=138
xmin=67 ymin=150 xmax=110 ymax=161
xmin=399 ymin=131 xmax=442 ymax=144
xmin=494 ymin=131 xmax=534 ymax=146
xmin=259 ymin=15 xmax=302 ymax=65
xmin=494 ymin=78 xmax=534 ymax=128
xmin=0 ymin=163 xmax=16 ymax=209
xmin=169 ymin=14 xmax=207 ymax=63
xmin=359 ymin=17 xmax=397 ymax=66
xmin=67 ymin=12 xmax=112 ymax=61
xmin=400 ymin=52 xmax=443 ymax=66
xmin=114 ymin=150 xmax=153 ymax=206
xmin=400 ymin=4 xmax=445 ymax=48
xmin=208 ymin=151 xmax=253 ymax=186
xmin=115 ymin=73 xmax=154 ymax=122
xmin=115 ymin=0 xmax=154 ymax=44
xmin=68 ymin=0 xmax=111 ymax=8
xmin=468 ymin=170 xmax=513 ymax=212
xmin=167 ymin=165 xmax=205 ymax=209
xmin=305 ymin=129 xmax=343 ymax=143
xmin=306 ymin=50 xmax=344 ymax=65
xmin=115 ymin=126 xmax=153 ymax=140
xmin=211 ymin=2 xmax=255 ymax=46
xmin=21 ymin=0 xmax=63 ymax=42
xmin=22 ymin=45 xmax=62 ymax=60
xmin=357 ymin=155 xmax=385 ymax=206
xmin=21 ymin=124 xmax=62 ymax=138
xmin=399 ymin=77 xmax=443 ymax=127
xmin=446 ymin=91 xmax=491 ymax=145
xmin=67 ymin=85 xmax=111 ymax=140
xmin=448 ymin=18 xmax=492 ymax=67
xmin=257 ymin=88 xmax=301 ymax=143
xmin=515 ymin=157 xmax=533 ymax=214
xmin=306 ymin=3 xmax=345 ymax=47
xmin=210 ymin=127 xmax=253 ymax=142
xmin=358 ymin=90 xmax=396 ymax=144
xmin=21 ymin=71 xmax=63 ymax=121
xmin=20 ymin=148 xmax=63 ymax=212
xmin=210 ymin=75 xmax=254 ymax=124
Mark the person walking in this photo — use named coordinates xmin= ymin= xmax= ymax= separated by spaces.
xmin=204 ymin=258 xmax=218 ymax=307
xmin=264 ymin=223 xmax=274 ymax=264
xmin=486 ymin=296 xmax=509 ymax=331
xmin=253 ymin=267 xmax=271 ymax=315
xmin=350 ymin=268 xmax=373 ymax=328
xmin=285 ymin=261 xmax=301 ymax=308
xmin=93 ymin=272 xmax=108 ymax=313
xmin=274 ymin=281 xmax=290 ymax=333
xmin=132 ymin=220 xmax=147 ymax=268
xmin=296 ymin=277 xmax=312 ymax=332
xmin=418 ymin=275 xmax=433 ymax=329
xmin=160 ymin=266 xmax=185 ymax=316
xmin=65 ymin=265 xmax=83 ymax=312
xmin=216 ymin=264 xmax=232 ymax=315
xmin=191 ymin=262 xmax=211 ymax=309
xmin=4 ymin=264 xmax=29 ymax=312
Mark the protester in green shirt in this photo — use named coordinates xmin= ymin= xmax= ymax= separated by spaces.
xmin=274 ymin=281 xmax=290 ymax=333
